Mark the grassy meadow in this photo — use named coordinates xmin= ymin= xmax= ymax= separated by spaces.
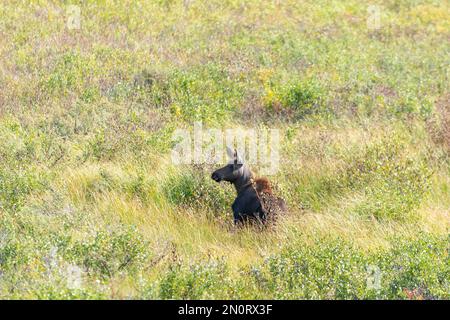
xmin=0 ymin=0 xmax=449 ymax=299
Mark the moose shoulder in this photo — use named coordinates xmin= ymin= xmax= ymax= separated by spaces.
xmin=211 ymin=147 xmax=286 ymax=225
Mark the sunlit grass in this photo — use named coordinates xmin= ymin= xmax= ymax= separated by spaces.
xmin=0 ymin=0 xmax=448 ymax=299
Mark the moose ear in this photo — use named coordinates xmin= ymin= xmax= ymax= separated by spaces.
xmin=233 ymin=151 xmax=243 ymax=169
xmin=235 ymin=148 xmax=244 ymax=164
xmin=226 ymin=146 xmax=235 ymax=159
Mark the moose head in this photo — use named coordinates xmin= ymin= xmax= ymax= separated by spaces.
xmin=211 ymin=146 xmax=246 ymax=184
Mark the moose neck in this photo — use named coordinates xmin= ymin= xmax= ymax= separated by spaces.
xmin=233 ymin=166 xmax=252 ymax=195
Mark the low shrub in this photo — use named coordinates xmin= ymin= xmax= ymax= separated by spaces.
xmin=64 ymin=227 xmax=149 ymax=279
xmin=163 ymin=167 xmax=234 ymax=215
xmin=158 ymin=259 xmax=231 ymax=299
xmin=263 ymin=79 xmax=327 ymax=120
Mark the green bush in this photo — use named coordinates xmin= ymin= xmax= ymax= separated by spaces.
xmin=149 ymin=233 xmax=449 ymax=299
xmin=343 ymin=137 xmax=432 ymax=220
xmin=0 ymin=169 xmax=45 ymax=212
xmin=260 ymin=234 xmax=449 ymax=299
xmin=64 ymin=227 xmax=149 ymax=279
xmin=163 ymin=168 xmax=233 ymax=215
xmin=165 ymin=66 xmax=243 ymax=124
xmin=158 ymin=259 xmax=231 ymax=299
xmin=370 ymin=233 xmax=449 ymax=299
xmin=281 ymin=81 xmax=325 ymax=117
xmin=262 ymin=238 xmax=366 ymax=299
xmin=264 ymin=79 xmax=327 ymax=119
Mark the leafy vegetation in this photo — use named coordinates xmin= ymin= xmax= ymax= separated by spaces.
xmin=0 ymin=0 xmax=448 ymax=299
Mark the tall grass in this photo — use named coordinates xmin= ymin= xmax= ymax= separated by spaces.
xmin=0 ymin=0 xmax=448 ymax=299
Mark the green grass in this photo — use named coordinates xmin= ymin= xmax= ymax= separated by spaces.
xmin=0 ymin=0 xmax=449 ymax=299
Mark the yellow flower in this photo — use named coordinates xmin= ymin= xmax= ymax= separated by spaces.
xmin=170 ymin=104 xmax=182 ymax=117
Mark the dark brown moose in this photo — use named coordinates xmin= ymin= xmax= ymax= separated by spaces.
xmin=211 ymin=147 xmax=286 ymax=225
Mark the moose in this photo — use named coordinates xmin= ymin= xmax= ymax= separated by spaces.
xmin=211 ymin=147 xmax=287 ymax=225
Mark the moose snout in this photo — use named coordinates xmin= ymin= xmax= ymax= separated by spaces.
xmin=211 ymin=172 xmax=221 ymax=182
